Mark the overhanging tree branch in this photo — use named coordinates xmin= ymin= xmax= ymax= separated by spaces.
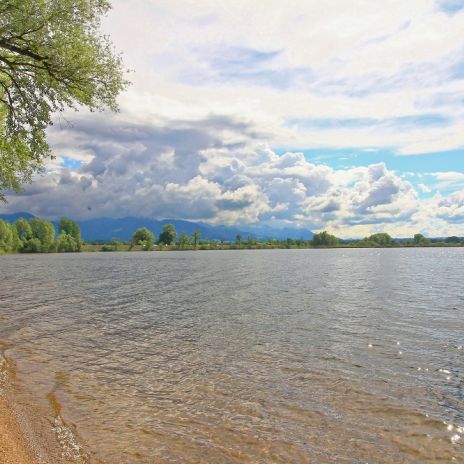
xmin=0 ymin=0 xmax=129 ymax=200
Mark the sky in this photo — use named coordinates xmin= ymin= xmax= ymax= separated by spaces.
xmin=3 ymin=0 xmax=464 ymax=237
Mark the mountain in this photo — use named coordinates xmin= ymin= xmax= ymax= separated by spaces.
xmin=0 ymin=213 xmax=314 ymax=242
xmin=0 ymin=212 xmax=35 ymax=222
xmin=245 ymin=225 xmax=314 ymax=241
xmin=78 ymin=217 xmax=237 ymax=241
xmin=76 ymin=217 xmax=314 ymax=242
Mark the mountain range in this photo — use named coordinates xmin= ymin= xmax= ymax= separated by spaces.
xmin=0 ymin=212 xmax=314 ymax=242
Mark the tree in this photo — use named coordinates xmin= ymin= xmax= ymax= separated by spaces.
xmin=192 ymin=231 xmax=200 ymax=249
xmin=14 ymin=217 xmax=31 ymax=241
xmin=178 ymin=232 xmax=190 ymax=249
xmin=235 ymin=234 xmax=242 ymax=247
xmin=0 ymin=219 xmax=13 ymax=251
xmin=56 ymin=232 xmax=78 ymax=252
xmin=286 ymin=238 xmax=294 ymax=248
xmin=312 ymin=231 xmax=338 ymax=246
xmin=414 ymin=233 xmax=430 ymax=245
xmin=10 ymin=224 xmax=22 ymax=250
xmin=246 ymin=235 xmax=256 ymax=248
xmin=29 ymin=217 xmax=55 ymax=251
xmin=59 ymin=217 xmax=81 ymax=250
xmin=158 ymin=224 xmax=176 ymax=245
xmin=0 ymin=0 xmax=128 ymax=200
xmin=367 ymin=233 xmax=393 ymax=246
xmin=132 ymin=227 xmax=154 ymax=250
xmin=24 ymin=237 xmax=41 ymax=252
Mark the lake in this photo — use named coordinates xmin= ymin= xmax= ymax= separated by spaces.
xmin=0 ymin=249 xmax=463 ymax=463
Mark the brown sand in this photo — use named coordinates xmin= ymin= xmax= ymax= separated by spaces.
xmin=0 ymin=395 xmax=37 ymax=464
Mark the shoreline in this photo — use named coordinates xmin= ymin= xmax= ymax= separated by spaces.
xmin=0 ymin=349 xmax=87 ymax=464
xmin=0 ymin=352 xmax=39 ymax=464
xmin=1 ymin=242 xmax=463 ymax=257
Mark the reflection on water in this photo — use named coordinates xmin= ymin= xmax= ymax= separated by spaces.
xmin=0 ymin=249 xmax=463 ymax=463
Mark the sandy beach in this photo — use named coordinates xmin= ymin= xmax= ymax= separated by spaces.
xmin=0 ymin=395 xmax=37 ymax=464
xmin=0 ymin=350 xmax=62 ymax=464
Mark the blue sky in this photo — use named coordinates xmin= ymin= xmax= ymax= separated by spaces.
xmin=4 ymin=0 xmax=464 ymax=237
xmin=439 ymin=0 xmax=464 ymax=14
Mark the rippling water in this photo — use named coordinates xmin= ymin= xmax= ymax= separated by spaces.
xmin=0 ymin=249 xmax=463 ymax=463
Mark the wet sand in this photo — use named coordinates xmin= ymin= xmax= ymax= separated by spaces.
xmin=0 ymin=351 xmax=65 ymax=464
xmin=0 ymin=396 xmax=37 ymax=464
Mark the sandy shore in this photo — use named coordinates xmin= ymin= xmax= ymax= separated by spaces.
xmin=0 ymin=395 xmax=37 ymax=464
xmin=0 ymin=350 xmax=62 ymax=464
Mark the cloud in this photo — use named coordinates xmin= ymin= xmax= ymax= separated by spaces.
xmin=188 ymin=46 xmax=312 ymax=89
xmin=100 ymin=0 xmax=464 ymax=155
xmin=430 ymin=171 xmax=464 ymax=191
xmin=432 ymin=171 xmax=464 ymax=181
xmin=418 ymin=183 xmax=432 ymax=193
xmin=435 ymin=191 xmax=464 ymax=223
xmin=3 ymin=112 xmax=463 ymax=237
xmin=288 ymin=114 xmax=451 ymax=130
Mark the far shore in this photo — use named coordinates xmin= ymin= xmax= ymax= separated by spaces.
xmin=1 ymin=216 xmax=462 ymax=254
xmin=1 ymin=241 xmax=464 ymax=256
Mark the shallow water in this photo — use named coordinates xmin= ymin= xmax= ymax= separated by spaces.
xmin=0 ymin=249 xmax=463 ymax=463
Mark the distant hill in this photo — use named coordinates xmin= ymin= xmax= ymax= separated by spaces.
xmin=246 ymin=225 xmax=314 ymax=241
xmin=0 ymin=211 xmax=35 ymax=222
xmin=0 ymin=213 xmax=314 ymax=242
xmin=77 ymin=217 xmax=242 ymax=242
xmin=76 ymin=217 xmax=314 ymax=242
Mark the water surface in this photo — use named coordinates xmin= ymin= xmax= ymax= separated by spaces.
xmin=0 ymin=249 xmax=463 ymax=463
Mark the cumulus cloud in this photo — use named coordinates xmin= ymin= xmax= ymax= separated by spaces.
xmin=435 ymin=191 xmax=464 ymax=223
xmin=3 ymin=113 xmax=462 ymax=237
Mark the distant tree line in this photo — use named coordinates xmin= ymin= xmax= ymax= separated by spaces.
xmin=128 ymin=225 xmax=463 ymax=251
xmin=131 ymin=224 xmax=201 ymax=251
xmin=310 ymin=231 xmax=463 ymax=247
xmin=1 ymin=218 xmax=462 ymax=254
xmin=0 ymin=217 xmax=81 ymax=253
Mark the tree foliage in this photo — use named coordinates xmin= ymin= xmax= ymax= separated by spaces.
xmin=0 ymin=0 xmax=128 ymax=199
xmin=0 ymin=215 xmax=83 ymax=252
xmin=445 ymin=236 xmax=461 ymax=243
xmin=367 ymin=233 xmax=393 ymax=246
xmin=413 ymin=233 xmax=430 ymax=245
xmin=191 ymin=231 xmax=200 ymax=249
xmin=177 ymin=232 xmax=189 ymax=249
xmin=15 ymin=216 xmax=31 ymax=241
xmin=132 ymin=227 xmax=154 ymax=250
xmin=0 ymin=219 xmax=13 ymax=251
xmin=158 ymin=224 xmax=176 ymax=245
xmin=59 ymin=217 xmax=81 ymax=250
xmin=56 ymin=231 xmax=79 ymax=252
xmin=312 ymin=230 xmax=338 ymax=246
xmin=29 ymin=217 xmax=55 ymax=251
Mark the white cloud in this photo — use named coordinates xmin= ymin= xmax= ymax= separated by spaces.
xmin=418 ymin=183 xmax=432 ymax=193
xmin=429 ymin=171 xmax=464 ymax=190
xmin=432 ymin=171 xmax=464 ymax=181
xmin=100 ymin=0 xmax=464 ymax=154
xmin=435 ymin=191 xmax=464 ymax=223
xmin=4 ymin=113 xmax=463 ymax=237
